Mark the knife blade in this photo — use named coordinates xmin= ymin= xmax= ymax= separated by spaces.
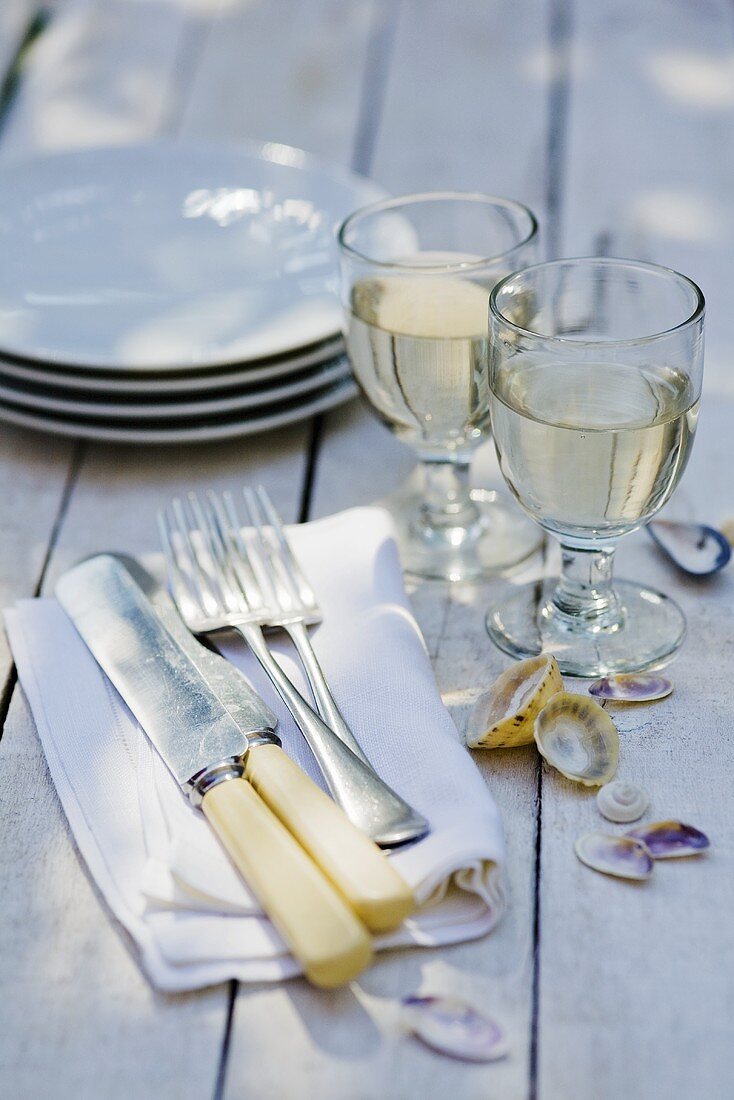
xmin=96 ymin=555 xmax=416 ymax=935
xmin=56 ymin=552 xmax=373 ymax=988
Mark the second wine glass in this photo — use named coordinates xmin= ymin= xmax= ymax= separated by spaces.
xmin=337 ymin=192 xmax=542 ymax=580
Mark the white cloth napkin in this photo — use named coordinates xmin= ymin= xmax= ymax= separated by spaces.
xmin=5 ymin=507 xmax=504 ymax=992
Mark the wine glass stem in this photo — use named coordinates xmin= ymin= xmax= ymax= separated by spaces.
xmin=420 ymin=459 xmax=479 ymax=530
xmin=552 ymin=542 xmax=623 ymax=629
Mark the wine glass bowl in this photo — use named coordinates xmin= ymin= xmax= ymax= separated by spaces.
xmin=337 ymin=192 xmax=543 ymax=581
xmin=486 ymin=257 xmax=705 ymax=676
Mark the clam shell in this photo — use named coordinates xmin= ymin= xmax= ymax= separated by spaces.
xmin=466 ymin=654 xmax=563 ymax=749
xmin=626 ymin=820 xmax=710 ymax=859
xmin=400 ymin=995 xmax=509 ymax=1062
xmin=648 ymin=519 xmax=731 ymax=576
xmin=534 ymin=692 xmax=619 ymax=786
xmin=596 ymin=780 xmax=649 ymax=823
xmin=575 ymin=832 xmax=654 ymax=881
xmin=588 ymin=673 xmax=673 ymax=703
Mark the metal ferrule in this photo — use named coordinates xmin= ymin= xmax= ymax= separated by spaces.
xmin=247 ymin=729 xmax=281 ymax=749
xmin=185 ymin=729 xmax=281 ymax=807
xmin=187 ymin=757 xmax=245 ymax=807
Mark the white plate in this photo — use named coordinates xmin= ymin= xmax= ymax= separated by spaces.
xmin=0 ymin=142 xmax=384 ymax=371
xmin=0 ymin=357 xmax=350 ymax=419
xmin=0 ymin=336 xmax=345 ymax=394
xmin=0 ymin=378 xmax=358 ymax=444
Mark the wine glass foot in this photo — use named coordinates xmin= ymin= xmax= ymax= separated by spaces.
xmin=384 ymin=476 xmax=544 ymax=581
xmin=486 ymin=577 xmax=686 ymax=676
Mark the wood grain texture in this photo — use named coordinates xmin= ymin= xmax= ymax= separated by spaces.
xmin=536 ymin=400 xmax=734 ymax=1100
xmin=0 ymin=0 xmax=39 ymax=92
xmin=0 ymin=0 xmax=195 ymax=156
xmin=559 ymin=0 xmax=734 ymax=394
xmin=0 ymin=690 xmax=227 ymax=1100
xmin=290 ymin=1 xmax=553 ymax=1096
xmin=2 ymin=1 xmax=734 ymax=1098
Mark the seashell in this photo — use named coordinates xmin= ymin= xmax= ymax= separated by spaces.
xmin=400 ymin=995 xmax=509 ymax=1062
xmin=647 ymin=519 xmax=731 ymax=576
xmin=575 ymin=832 xmax=654 ymax=881
xmin=466 ymin=654 xmax=563 ymax=749
xmin=534 ymin=692 xmax=619 ymax=786
xmin=720 ymin=517 xmax=734 ymax=547
xmin=588 ymin=673 xmax=673 ymax=703
xmin=596 ymin=780 xmax=649 ymax=823
xmin=626 ymin=820 xmax=710 ymax=859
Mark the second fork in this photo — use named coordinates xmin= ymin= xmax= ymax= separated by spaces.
xmin=160 ymin=491 xmax=429 ymax=848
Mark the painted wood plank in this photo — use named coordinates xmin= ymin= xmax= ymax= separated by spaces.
xmin=0 ymin=689 xmax=227 ymax=1100
xmin=536 ymin=399 xmax=734 ymax=1100
xmin=0 ymin=2 xmax=369 ymax=1098
xmin=178 ymin=0 xmax=377 ymax=161
xmin=559 ymin=0 xmax=734 ymax=395
xmin=294 ymin=1 xmax=553 ymax=1096
xmin=0 ymin=1 xmax=39 ymax=94
xmin=537 ymin=4 xmax=734 ymax=1096
xmin=0 ymin=0 xmax=196 ymax=156
xmin=0 ymin=4 xmax=250 ymax=1097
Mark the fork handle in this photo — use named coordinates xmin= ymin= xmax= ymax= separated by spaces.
xmin=283 ymin=620 xmax=370 ymax=765
xmin=237 ymin=623 xmax=429 ymax=848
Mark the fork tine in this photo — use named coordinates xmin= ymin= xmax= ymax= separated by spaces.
xmin=157 ymin=506 xmax=198 ymax=613
xmin=235 ymin=488 xmax=282 ymax=610
xmin=255 ymin=485 xmax=318 ymax=607
xmin=169 ymin=496 xmax=219 ymax=616
xmin=243 ymin=486 xmax=302 ymax=613
xmin=220 ymin=489 xmax=274 ymax=608
xmin=182 ymin=492 xmax=237 ymax=614
xmin=205 ymin=490 xmax=263 ymax=613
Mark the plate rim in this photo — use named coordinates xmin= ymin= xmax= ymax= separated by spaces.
xmin=0 ymin=376 xmax=358 ymax=444
xmin=0 ymin=356 xmax=351 ymax=419
xmin=0 ymin=139 xmax=385 ymax=372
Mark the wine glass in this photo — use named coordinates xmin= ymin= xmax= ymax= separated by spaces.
xmin=337 ymin=192 xmax=542 ymax=580
xmin=487 ymin=257 xmax=705 ymax=675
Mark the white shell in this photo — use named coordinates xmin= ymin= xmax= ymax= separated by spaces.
xmin=400 ymin=995 xmax=509 ymax=1063
xmin=534 ymin=692 xmax=619 ymax=786
xmin=588 ymin=673 xmax=673 ymax=703
xmin=596 ymin=780 xmax=649 ymax=823
xmin=466 ymin=654 xmax=563 ymax=749
xmin=575 ymin=832 xmax=654 ymax=881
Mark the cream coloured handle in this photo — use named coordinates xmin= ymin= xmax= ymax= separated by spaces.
xmin=245 ymin=744 xmax=415 ymax=933
xmin=201 ymin=777 xmax=372 ymax=988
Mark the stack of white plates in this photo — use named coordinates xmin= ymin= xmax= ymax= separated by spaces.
xmin=0 ymin=142 xmax=384 ymax=443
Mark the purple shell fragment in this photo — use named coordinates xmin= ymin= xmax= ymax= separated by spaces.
xmin=400 ymin=995 xmax=509 ymax=1062
xmin=574 ymin=832 xmax=654 ymax=881
xmin=626 ymin=820 xmax=710 ymax=859
xmin=589 ymin=673 xmax=673 ymax=703
xmin=647 ymin=520 xmax=731 ymax=576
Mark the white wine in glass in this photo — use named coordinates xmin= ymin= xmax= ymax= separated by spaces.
xmin=491 ymin=360 xmax=699 ymax=543
xmin=338 ymin=192 xmax=542 ymax=581
xmin=487 ymin=258 xmax=705 ymax=676
xmin=347 ymin=268 xmax=491 ymax=459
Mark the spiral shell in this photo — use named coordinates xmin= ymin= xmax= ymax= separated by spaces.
xmin=596 ymin=781 xmax=649 ymax=823
xmin=466 ymin=654 xmax=562 ymax=749
xmin=534 ymin=692 xmax=619 ymax=786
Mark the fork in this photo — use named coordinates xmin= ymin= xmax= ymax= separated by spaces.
xmin=159 ymin=491 xmax=429 ymax=848
xmin=241 ymin=485 xmax=372 ymax=767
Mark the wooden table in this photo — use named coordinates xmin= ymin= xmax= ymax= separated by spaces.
xmin=0 ymin=3 xmax=732 ymax=1097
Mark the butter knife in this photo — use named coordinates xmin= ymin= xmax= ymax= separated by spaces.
xmin=57 ymin=555 xmax=414 ymax=941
